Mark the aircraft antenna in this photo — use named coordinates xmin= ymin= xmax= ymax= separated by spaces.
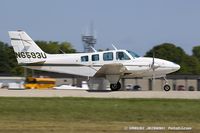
xmin=59 ymin=49 xmax=66 ymax=54
xmin=112 ymin=44 xmax=118 ymax=50
xmin=90 ymin=46 xmax=97 ymax=52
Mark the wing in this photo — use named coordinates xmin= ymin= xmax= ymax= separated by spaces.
xmin=94 ymin=63 xmax=127 ymax=77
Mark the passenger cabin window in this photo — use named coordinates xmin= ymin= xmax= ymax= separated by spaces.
xmin=81 ymin=56 xmax=88 ymax=62
xmin=116 ymin=52 xmax=130 ymax=60
xmin=92 ymin=54 xmax=99 ymax=61
xmin=103 ymin=52 xmax=113 ymax=61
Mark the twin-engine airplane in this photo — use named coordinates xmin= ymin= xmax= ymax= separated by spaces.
xmin=8 ymin=31 xmax=180 ymax=91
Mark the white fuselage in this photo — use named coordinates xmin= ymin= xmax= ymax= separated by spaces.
xmin=24 ymin=49 xmax=180 ymax=78
xmin=8 ymin=31 xmax=181 ymax=91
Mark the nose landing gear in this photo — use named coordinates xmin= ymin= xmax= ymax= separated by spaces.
xmin=164 ymin=84 xmax=171 ymax=91
xmin=163 ymin=77 xmax=171 ymax=91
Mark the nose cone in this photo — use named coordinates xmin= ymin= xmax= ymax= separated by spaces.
xmin=171 ymin=63 xmax=180 ymax=71
xmin=165 ymin=61 xmax=180 ymax=73
xmin=156 ymin=58 xmax=180 ymax=74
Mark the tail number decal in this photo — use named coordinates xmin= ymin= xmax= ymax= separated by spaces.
xmin=15 ymin=52 xmax=47 ymax=59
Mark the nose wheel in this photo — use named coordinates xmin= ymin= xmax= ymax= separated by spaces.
xmin=163 ymin=77 xmax=171 ymax=91
xmin=110 ymin=82 xmax=121 ymax=91
xmin=163 ymin=84 xmax=170 ymax=91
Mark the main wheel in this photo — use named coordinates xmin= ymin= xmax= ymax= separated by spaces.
xmin=110 ymin=82 xmax=121 ymax=91
xmin=164 ymin=84 xmax=170 ymax=91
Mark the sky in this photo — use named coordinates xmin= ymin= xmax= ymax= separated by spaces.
xmin=1 ymin=0 xmax=200 ymax=55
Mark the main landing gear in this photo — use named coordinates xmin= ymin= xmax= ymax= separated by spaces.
xmin=110 ymin=82 xmax=121 ymax=91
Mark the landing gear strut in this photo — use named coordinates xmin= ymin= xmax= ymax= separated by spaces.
xmin=163 ymin=77 xmax=171 ymax=91
xmin=110 ymin=82 xmax=121 ymax=91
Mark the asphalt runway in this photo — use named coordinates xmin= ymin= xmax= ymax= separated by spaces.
xmin=0 ymin=89 xmax=200 ymax=99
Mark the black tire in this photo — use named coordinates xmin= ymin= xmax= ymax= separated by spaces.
xmin=110 ymin=82 xmax=121 ymax=91
xmin=164 ymin=84 xmax=170 ymax=91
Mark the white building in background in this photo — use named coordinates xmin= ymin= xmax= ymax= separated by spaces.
xmin=0 ymin=75 xmax=199 ymax=91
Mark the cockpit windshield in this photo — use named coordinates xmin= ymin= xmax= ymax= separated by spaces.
xmin=127 ymin=50 xmax=140 ymax=58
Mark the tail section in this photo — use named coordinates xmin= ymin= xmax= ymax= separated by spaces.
xmin=8 ymin=31 xmax=48 ymax=64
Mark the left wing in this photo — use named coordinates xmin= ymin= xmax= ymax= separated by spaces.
xmin=93 ymin=63 xmax=127 ymax=83
xmin=94 ymin=63 xmax=126 ymax=77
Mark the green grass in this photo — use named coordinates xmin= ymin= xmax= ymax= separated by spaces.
xmin=0 ymin=97 xmax=199 ymax=132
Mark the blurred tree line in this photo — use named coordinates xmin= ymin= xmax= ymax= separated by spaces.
xmin=1 ymin=40 xmax=200 ymax=75
xmin=0 ymin=41 xmax=75 ymax=76
xmin=145 ymin=43 xmax=200 ymax=74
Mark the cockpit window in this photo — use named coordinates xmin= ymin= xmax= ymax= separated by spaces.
xmin=116 ymin=52 xmax=130 ymax=60
xmin=127 ymin=50 xmax=140 ymax=58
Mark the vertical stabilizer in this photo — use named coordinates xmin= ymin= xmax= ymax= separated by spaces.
xmin=8 ymin=31 xmax=48 ymax=64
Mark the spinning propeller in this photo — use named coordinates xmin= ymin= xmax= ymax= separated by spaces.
xmin=150 ymin=51 xmax=160 ymax=90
